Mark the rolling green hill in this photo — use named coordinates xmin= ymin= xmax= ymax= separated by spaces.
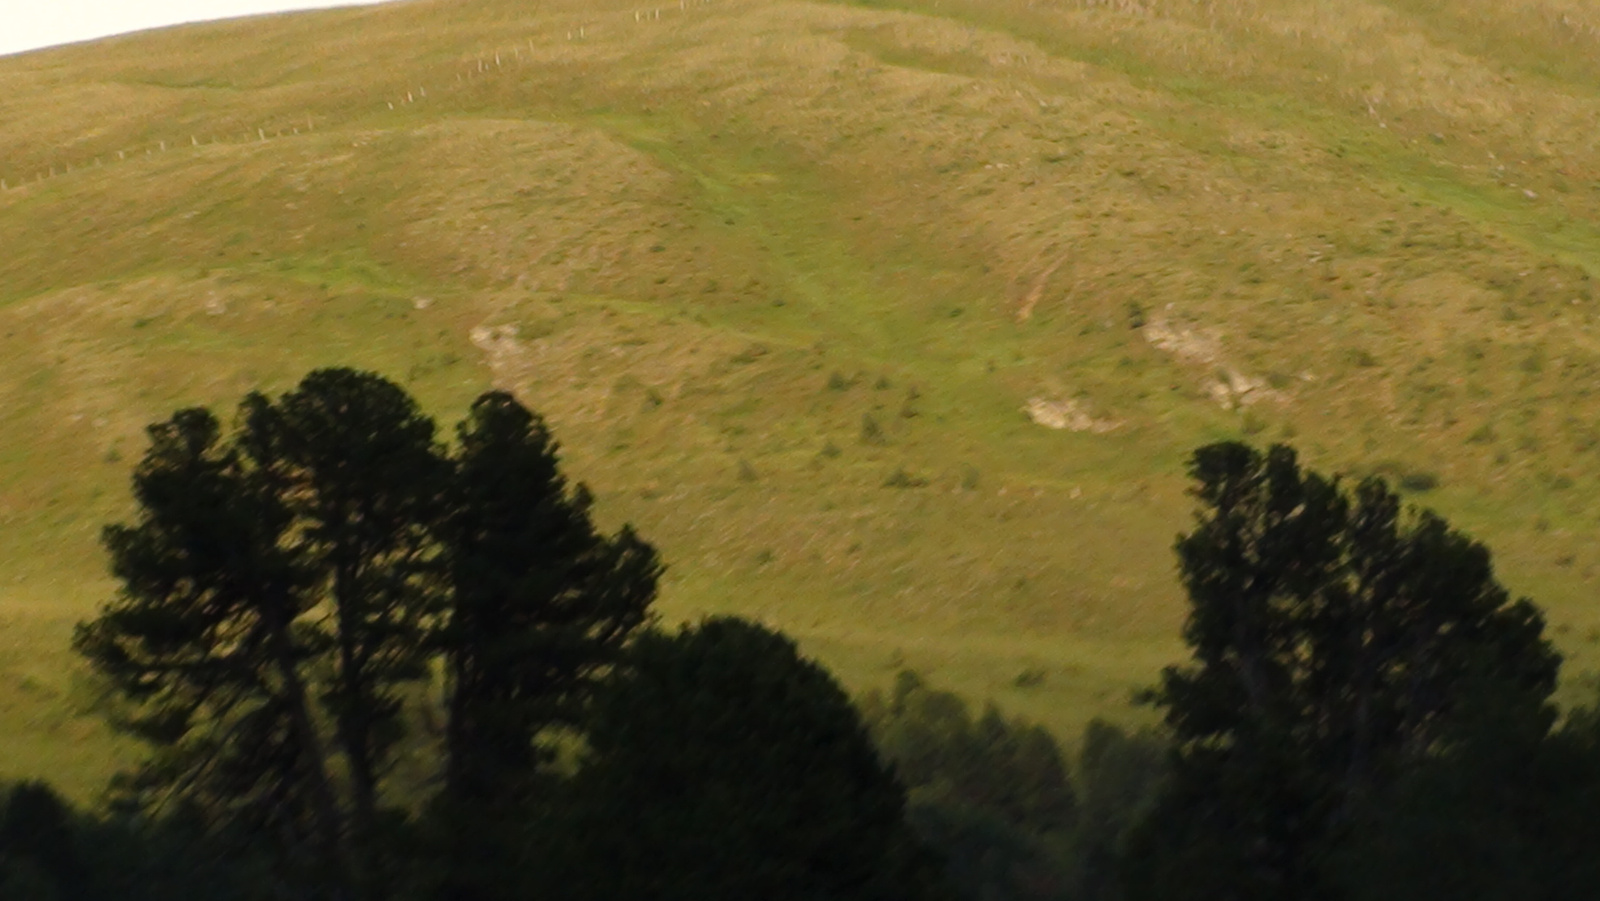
xmin=3 ymin=0 xmax=1599 ymax=796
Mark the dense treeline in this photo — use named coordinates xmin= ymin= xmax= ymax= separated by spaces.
xmin=860 ymin=671 xmax=1166 ymax=901
xmin=5 ymin=369 xmax=1600 ymax=901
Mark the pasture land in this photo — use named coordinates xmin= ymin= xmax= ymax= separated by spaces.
xmin=2 ymin=0 xmax=1599 ymax=796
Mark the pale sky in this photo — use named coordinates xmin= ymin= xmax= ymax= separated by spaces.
xmin=2 ymin=1 xmax=396 ymax=58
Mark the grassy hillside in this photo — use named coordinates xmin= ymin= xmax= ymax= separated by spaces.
xmin=2 ymin=0 xmax=1599 ymax=797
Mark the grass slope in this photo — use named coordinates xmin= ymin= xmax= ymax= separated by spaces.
xmin=2 ymin=0 xmax=1599 ymax=797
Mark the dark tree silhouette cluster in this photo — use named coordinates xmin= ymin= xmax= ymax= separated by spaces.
xmin=1129 ymin=442 xmax=1563 ymax=901
xmin=76 ymin=370 xmax=659 ymax=898
xmin=28 ymin=395 xmax=1600 ymax=901
xmin=526 ymin=618 xmax=950 ymax=901
xmin=67 ymin=368 xmax=952 ymax=901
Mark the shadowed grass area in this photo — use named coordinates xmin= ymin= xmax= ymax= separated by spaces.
xmin=2 ymin=0 xmax=1599 ymax=798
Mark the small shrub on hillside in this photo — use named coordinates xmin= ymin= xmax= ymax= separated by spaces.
xmin=1013 ymin=668 xmax=1046 ymax=689
xmin=730 ymin=343 xmax=769 ymax=365
xmin=1126 ymin=302 xmax=1146 ymax=330
xmin=1572 ymin=425 xmax=1600 ymax=452
xmin=861 ymin=414 xmax=887 ymax=445
xmin=960 ymin=465 xmax=981 ymax=491
xmin=827 ymin=371 xmax=852 ymax=391
xmin=1346 ymin=347 xmax=1379 ymax=368
xmin=901 ymin=387 xmax=922 ymax=419
xmin=884 ymin=467 xmax=928 ymax=489
xmin=1398 ymin=470 xmax=1439 ymax=492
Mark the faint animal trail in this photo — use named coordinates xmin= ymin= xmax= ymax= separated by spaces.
xmin=1016 ymin=253 xmax=1071 ymax=322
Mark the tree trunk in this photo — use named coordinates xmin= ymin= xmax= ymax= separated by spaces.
xmin=332 ymin=557 xmax=383 ymax=901
xmin=266 ymin=609 xmax=355 ymax=891
xmin=443 ymin=648 xmax=472 ymax=801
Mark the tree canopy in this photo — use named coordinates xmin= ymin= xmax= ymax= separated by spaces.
xmin=440 ymin=391 xmax=659 ymax=805
xmin=527 ymin=617 xmax=949 ymax=901
xmin=1129 ymin=441 xmax=1560 ymax=901
xmin=76 ymin=369 xmax=659 ymax=899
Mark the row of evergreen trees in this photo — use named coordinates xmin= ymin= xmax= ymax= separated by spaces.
xmin=4 ymin=368 xmax=1600 ymax=900
xmin=74 ymin=370 xmax=659 ymax=898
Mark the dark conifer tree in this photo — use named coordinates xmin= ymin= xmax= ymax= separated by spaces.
xmin=73 ymin=408 xmax=347 ymax=879
xmin=1127 ymin=442 xmax=1560 ymax=901
xmin=240 ymin=369 xmax=450 ymax=856
xmin=81 ymin=371 xmax=666 ymax=901
xmin=81 ymin=370 xmax=454 ymax=898
xmin=439 ymin=391 xmax=658 ymax=802
xmin=417 ymin=391 xmax=659 ymax=901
